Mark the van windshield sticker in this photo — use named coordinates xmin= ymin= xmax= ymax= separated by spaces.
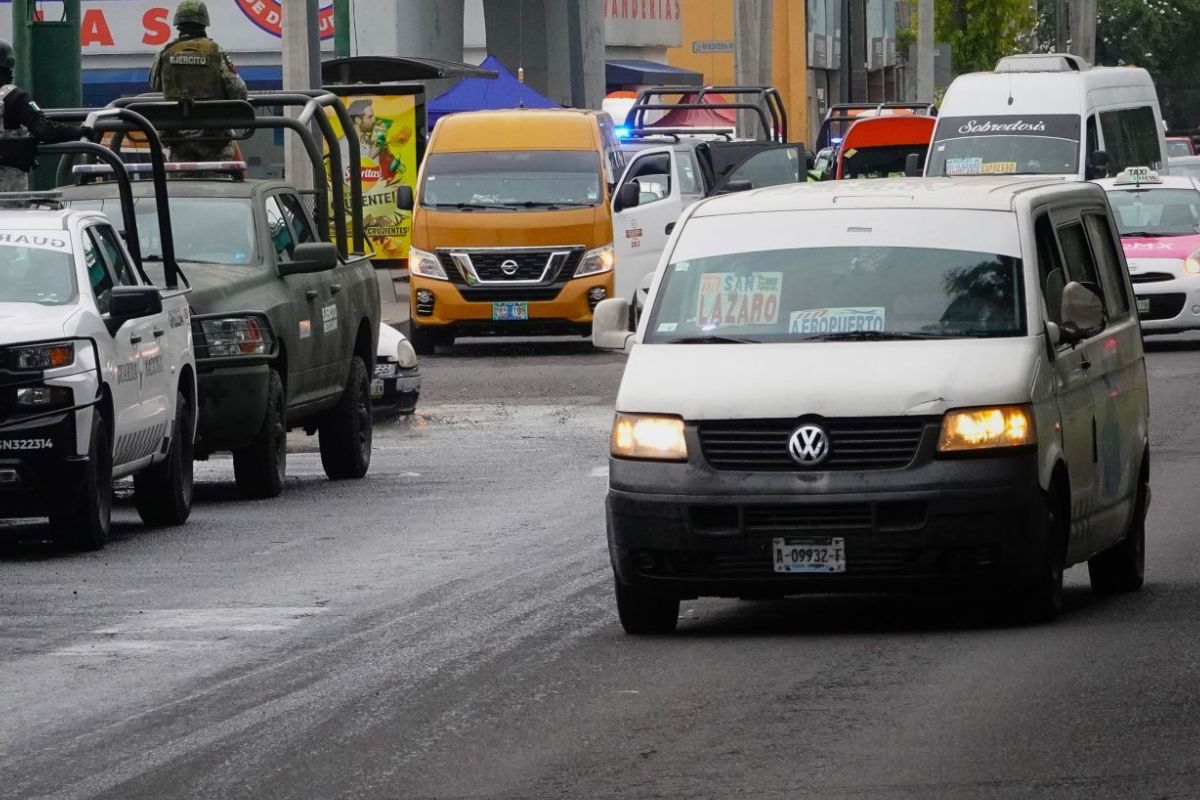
xmin=657 ymin=322 xmax=678 ymax=333
xmin=789 ymin=307 xmax=886 ymax=335
xmin=945 ymin=158 xmax=1019 ymax=176
xmin=696 ymin=272 xmax=782 ymax=328
xmin=0 ymin=231 xmax=72 ymax=253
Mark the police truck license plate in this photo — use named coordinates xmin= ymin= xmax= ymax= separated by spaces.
xmin=773 ymin=536 xmax=846 ymax=574
xmin=492 ymin=302 xmax=529 ymax=321
xmin=1136 ymin=296 xmax=1150 ymax=315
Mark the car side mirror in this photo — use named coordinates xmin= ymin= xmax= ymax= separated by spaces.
xmin=1059 ymin=281 xmax=1106 ymax=344
xmin=905 ymin=152 xmax=923 ymax=177
xmin=614 ymin=181 xmax=640 ymax=213
xmin=1086 ymin=150 xmax=1111 ymax=180
xmin=105 ymin=285 xmax=163 ymax=334
xmin=280 ymin=241 xmax=339 ymax=276
xmin=592 ymin=297 xmax=636 ymax=352
xmin=396 ymin=185 xmax=414 ymax=211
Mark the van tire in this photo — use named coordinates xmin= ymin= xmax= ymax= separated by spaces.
xmin=319 ymin=356 xmax=372 ymax=480
xmin=1088 ymin=477 xmax=1147 ymax=595
xmin=52 ymin=412 xmax=112 ymax=551
xmin=1009 ymin=490 xmax=1066 ymax=625
xmin=233 ymin=369 xmax=286 ymax=499
xmin=410 ymin=324 xmax=437 ymax=356
xmin=615 ymin=577 xmax=679 ymax=635
xmin=134 ymin=390 xmax=195 ymax=526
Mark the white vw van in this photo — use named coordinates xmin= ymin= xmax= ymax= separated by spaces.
xmin=926 ymin=54 xmax=1168 ymax=181
xmin=594 ymin=177 xmax=1150 ymax=634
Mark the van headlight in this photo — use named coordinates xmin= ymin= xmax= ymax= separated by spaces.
xmin=409 ymin=247 xmax=448 ymax=280
xmin=938 ymin=405 xmax=1036 ymax=453
xmin=611 ymin=413 xmax=688 ymax=461
xmin=575 ymin=244 xmax=615 ymax=277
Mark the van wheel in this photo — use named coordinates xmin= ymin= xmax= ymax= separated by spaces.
xmin=233 ymin=369 xmax=286 ymax=499
xmin=1009 ymin=490 xmax=1066 ymax=625
xmin=51 ymin=412 xmax=112 ymax=551
xmin=319 ymin=356 xmax=372 ymax=480
xmin=134 ymin=390 xmax=195 ymax=526
xmin=410 ymin=324 xmax=437 ymax=356
xmin=614 ymin=577 xmax=680 ymax=635
xmin=1089 ymin=477 xmax=1148 ymax=595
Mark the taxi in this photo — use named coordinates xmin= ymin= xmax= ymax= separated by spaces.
xmin=1098 ymin=167 xmax=1200 ymax=333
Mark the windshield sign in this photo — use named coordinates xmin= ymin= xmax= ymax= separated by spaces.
xmin=1107 ymin=188 xmax=1200 ymax=236
xmin=928 ymin=114 xmax=1081 ymax=176
xmin=421 ymin=150 xmax=602 ymax=210
xmin=646 ymin=246 xmax=1026 ymax=344
xmin=0 ymin=230 xmax=77 ymax=306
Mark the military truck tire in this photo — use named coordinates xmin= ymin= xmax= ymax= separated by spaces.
xmin=134 ymin=390 xmax=195 ymax=527
xmin=233 ymin=369 xmax=286 ymax=499
xmin=319 ymin=356 xmax=373 ymax=480
xmin=410 ymin=324 xmax=437 ymax=356
xmin=51 ymin=412 xmax=112 ymax=551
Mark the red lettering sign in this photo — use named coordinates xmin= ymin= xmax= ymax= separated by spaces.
xmin=142 ymin=7 xmax=171 ymax=46
xmin=235 ymin=0 xmax=335 ymax=39
xmin=81 ymin=9 xmax=114 ymax=47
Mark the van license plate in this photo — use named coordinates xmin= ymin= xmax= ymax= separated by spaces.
xmin=492 ymin=302 xmax=529 ymax=321
xmin=773 ymin=536 xmax=846 ymax=574
xmin=1136 ymin=296 xmax=1151 ymax=315
xmin=370 ymin=379 xmax=385 ymax=400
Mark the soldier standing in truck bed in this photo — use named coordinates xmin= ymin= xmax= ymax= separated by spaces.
xmin=0 ymin=39 xmax=91 ymax=192
xmin=150 ymin=0 xmax=248 ymax=162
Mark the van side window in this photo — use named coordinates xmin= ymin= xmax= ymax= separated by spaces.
xmin=1084 ymin=212 xmax=1131 ymax=317
xmin=1100 ymin=106 xmax=1162 ymax=171
xmin=1035 ymin=215 xmax=1067 ymax=325
xmin=1086 ymin=115 xmax=1099 ymax=160
xmin=1057 ymin=219 xmax=1116 ymax=321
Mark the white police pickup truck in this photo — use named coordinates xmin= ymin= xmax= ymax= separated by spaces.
xmin=0 ymin=192 xmax=196 ymax=550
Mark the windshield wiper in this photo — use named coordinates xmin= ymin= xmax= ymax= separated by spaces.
xmin=518 ymin=201 xmax=594 ymax=209
xmin=805 ymin=331 xmax=952 ymax=342
xmin=428 ymin=202 xmax=518 ymax=211
xmin=663 ymin=334 xmax=759 ymax=345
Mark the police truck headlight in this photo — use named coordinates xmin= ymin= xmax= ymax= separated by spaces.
xmin=409 ymin=247 xmax=448 ymax=280
xmin=196 ymin=316 xmax=274 ymax=358
xmin=11 ymin=341 xmax=75 ymax=370
xmin=938 ymin=405 xmax=1036 ymax=453
xmin=575 ymin=244 xmax=615 ymax=277
xmin=611 ymin=413 xmax=688 ymax=461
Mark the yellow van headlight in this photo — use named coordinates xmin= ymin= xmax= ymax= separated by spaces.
xmin=576 ymin=244 xmax=615 ymax=277
xmin=611 ymin=413 xmax=688 ymax=461
xmin=409 ymin=246 xmax=448 ymax=280
xmin=938 ymin=405 xmax=1036 ymax=453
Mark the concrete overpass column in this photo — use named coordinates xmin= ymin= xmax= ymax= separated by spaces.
xmin=484 ymin=0 xmax=604 ymax=108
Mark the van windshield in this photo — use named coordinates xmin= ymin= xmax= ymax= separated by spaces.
xmin=0 ymin=234 xmax=76 ymax=306
xmin=1107 ymin=187 xmax=1200 ymax=236
xmin=927 ymin=114 xmax=1081 ymax=176
xmin=645 ymin=246 xmax=1026 ymax=344
xmin=421 ymin=151 xmax=603 ymax=210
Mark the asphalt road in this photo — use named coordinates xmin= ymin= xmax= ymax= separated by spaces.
xmin=3 ymin=335 xmax=1200 ymax=799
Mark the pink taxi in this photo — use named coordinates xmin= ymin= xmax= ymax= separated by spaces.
xmin=1099 ymin=168 xmax=1200 ymax=333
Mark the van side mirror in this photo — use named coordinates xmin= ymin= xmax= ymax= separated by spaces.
xmin=279 ymin=241 xmax=339 ymax=276
xmin=1059 ymin=281 xmax=1106 ymax=343
xmin=905 ymin=152 xmax=923 ymax=177
xmin=105 ymin=285 xmax=163 ymax=334
xmin=592 ymin=297 xmax=636 ymax=352
xmin=396 ymin=185 xmax=414 ymax=211
xmin=614 ymin=181 xmax=640 ymax=213
xmin=1086 ymin=150 xmax=1111 ymax=180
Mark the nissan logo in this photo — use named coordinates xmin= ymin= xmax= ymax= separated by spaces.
xmin=788 ymin=424 xmax=830 ymax=466
xmin=500 ymin=259 xmax=520 ymax=276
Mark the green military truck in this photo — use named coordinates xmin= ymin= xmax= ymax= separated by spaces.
xmin=56 ymin=95 xmax=380 ymax=498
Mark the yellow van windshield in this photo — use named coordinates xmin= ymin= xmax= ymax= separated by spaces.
xmin=421 ymin=151 xmax=602 ymax=210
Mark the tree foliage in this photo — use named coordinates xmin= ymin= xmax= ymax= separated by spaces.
xmin=934 ymin=0 xmax=1036 ymax=75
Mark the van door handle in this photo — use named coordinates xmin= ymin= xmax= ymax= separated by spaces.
xmin=130 ymin=335 xmax=142 ymax=345
xmin=305 ymin=289 xmax=319 ymax=300
xmin=153 ymin=328 xmax=165 ymax=338
xmin=330 ymin=283 xmax=343 ymax=295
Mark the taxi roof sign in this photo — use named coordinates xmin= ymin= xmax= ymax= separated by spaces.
xmin=1114 ymin=167 xmax=1162 ymax=186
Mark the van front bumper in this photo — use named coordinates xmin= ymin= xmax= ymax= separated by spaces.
xmin=410 ymin=272 xmax=613 ymax=336
xmin=607 ymin=453 xmax=1047 ymax=598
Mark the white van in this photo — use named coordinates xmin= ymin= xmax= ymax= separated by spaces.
xmin=926 ymin=54 xmax=1168 ymax=181
xmin=594 ymin=177 xmax=1150 ymax=634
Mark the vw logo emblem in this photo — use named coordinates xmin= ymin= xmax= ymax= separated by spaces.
xmin=788 ymin=424 xmax=830 ymax=466
xmin=500 ymin=259 xmax=520 ymax=276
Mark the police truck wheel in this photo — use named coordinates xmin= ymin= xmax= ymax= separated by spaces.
xmin=233 ymin=369 xmax=286 ymax=499
xmin=52 ymin=412 xmax=112 ymax=551
xmin=134 ymin=390 xmax=195 ymax=527
xmin=614 ymin=577 xmax=680 ymax=635
xmin=319 ymin=356 xmax=373 ymax=480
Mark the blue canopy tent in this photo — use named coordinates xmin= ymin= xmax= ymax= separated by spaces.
xmin=427 ymin=55 xmax=558 ymax=130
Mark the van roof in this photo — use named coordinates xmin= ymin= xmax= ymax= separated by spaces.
xmin=690 ymin=176 xmax=1100 ymax=217
xmin=940 ymin=67 xmax=1155 ymax=113
xmin=431 ymin=109 xmax=603 ymax=152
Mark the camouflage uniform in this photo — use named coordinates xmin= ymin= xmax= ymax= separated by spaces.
xmin=149 ymin=1 xmax=248 ymax=162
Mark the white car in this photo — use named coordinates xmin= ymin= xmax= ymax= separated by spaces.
xmin=0 ymin=193 xmax=195 ymax=550
xmin=374 ymin=323 xmax=420 ymax=415
xmin=1098 ymin=168 xmax=1200 ymax=332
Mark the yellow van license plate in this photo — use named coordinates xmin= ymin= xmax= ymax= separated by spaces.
xmin=492 ymin=302 xmax=529 ymax=321
xmin=773 ymin=537 xmax=847 ymax=574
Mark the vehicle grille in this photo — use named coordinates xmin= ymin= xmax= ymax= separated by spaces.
xmin=743 ymin=503 xmax=874 ymax=532
xmin=698 ymin=417 xmax=930 ymax=471
xmin=1138 ymin=292 xmax=1186 ymax=320
xmin=438 ymin=249 xmax=583 ymax=303
xmin=1130 ymin=272 xmax=1174 ymax=284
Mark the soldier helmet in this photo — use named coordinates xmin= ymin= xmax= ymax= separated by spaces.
xmin=173 ymin=0 xmax=211 ymax=28
xmin=0 ymin=40 xmax=15 ymax=73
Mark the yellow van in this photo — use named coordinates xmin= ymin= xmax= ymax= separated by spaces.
xmin=401 ymin=109 xmax=624 ymax=353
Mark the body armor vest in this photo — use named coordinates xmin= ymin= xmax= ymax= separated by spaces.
xmin=160 ymin=37 xmax=225 ymax=101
